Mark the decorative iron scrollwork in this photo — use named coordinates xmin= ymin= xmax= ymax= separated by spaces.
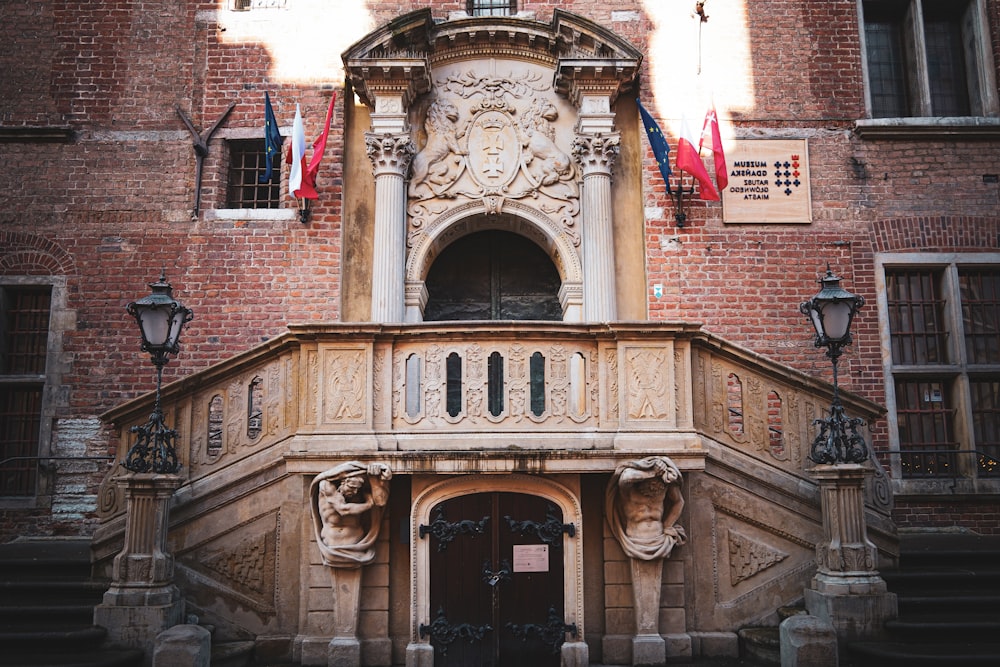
xmin=482 ymin=558 xmax=512 ymax=587
xmin=419 ymin=607 xmax=492 ymax=655
xmin=504 ymin=504 xmax=575 ymax=547
xmin=505 ymin=606 xmax=577 ymax=655
xmin=419 ymin=506 xmax=489 ymax=551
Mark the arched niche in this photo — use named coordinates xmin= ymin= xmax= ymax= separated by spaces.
xmin=405 ymin=207 xmax=583 ymax=322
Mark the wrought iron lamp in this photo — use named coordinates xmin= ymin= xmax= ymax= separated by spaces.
xmin=799 ymin=266 xmax=869 ymax=464
xmin=122 ymin=272 xmax=193 ymax=473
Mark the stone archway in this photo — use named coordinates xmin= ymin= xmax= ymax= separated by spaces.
xmin=405 ymin=208 xmax=583 ymax=323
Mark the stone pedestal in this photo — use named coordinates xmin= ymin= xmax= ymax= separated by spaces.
xmin=94 ymin=474 xmax=185 ymax=664
xmin=805 ymin=465 xmax=897 ymax=645
xmin=630 ymin=558 xmax=666 ymax=666
xmin=301 ymin=567 xmax=366 ymax=667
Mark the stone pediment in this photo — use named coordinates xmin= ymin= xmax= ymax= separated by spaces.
xmin=343 ymin=9 xmax=642 ymax=109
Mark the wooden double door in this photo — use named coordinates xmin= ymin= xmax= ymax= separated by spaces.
xmin=422 ymin=492 xmax=574 ymax=666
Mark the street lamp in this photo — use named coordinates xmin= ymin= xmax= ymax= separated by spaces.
xmin=799 ymin=266 xmax=868 ymax=464
xmin=122 ymin=272 xmax=193 ymax=473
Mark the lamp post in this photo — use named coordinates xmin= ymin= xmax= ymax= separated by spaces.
xmin=95 ymin=273 xmax=193 ymax=651
xmin=798 ymin=267 xmax=897 ymax=648
xmin=799 ymin=266 xmax=868 ymax=464
xmin=122 ymin=272 xmax=193 ymax=474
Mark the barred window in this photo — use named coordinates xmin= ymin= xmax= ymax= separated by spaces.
xmin=882 ymin=259 xmax=1000 ymax=482
xmin=227 ymin=139 xmax=282 ymax=209
xmin=468 ymin=1 xmax=517 ymax=17
xmin=0 ymin=286 xmax=51 ymax=496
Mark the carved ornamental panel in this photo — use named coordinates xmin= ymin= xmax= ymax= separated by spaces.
xmin=407 ymin=61 xmax=581 ymax=250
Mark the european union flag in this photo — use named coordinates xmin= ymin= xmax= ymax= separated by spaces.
xmin=637 ymin=98 xmax=672 ymax=187
xmin=260 ymin=92 xmax=283 ymax=183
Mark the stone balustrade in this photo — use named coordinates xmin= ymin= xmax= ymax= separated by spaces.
xmin=98 ymin=322 xmax=886 ymax=516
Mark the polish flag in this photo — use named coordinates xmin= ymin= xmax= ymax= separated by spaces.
xmin=287 ymin=104 xmax=306 ymax=198
xmin=676 ymin=115 xmax=719 ymax=201
xmin=700 ymin=105 xmax=729 ymax=191
xmin=297 ymin=93 xmax=337 ymax=200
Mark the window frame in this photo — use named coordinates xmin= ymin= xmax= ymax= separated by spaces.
xmin=206 ymin=129 xmax=297 ymax=222
xmin=876 ymin=253 xmax=1000 ymax=497
xmin=467 ymin=0 xmax=517 ymax=17
xmin=858 ymin=0 xmax=998 ymax=121
xmin=0 ymin=277 xmax=66 ymax=507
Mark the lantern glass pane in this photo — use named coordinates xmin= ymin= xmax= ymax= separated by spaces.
xmin=138 ymin=307 xmax=170 ymax=347
xmin=822 ymin=301 xmax=853 ymax=341
xmin=167 ymin=309 xmax=185 ymax=348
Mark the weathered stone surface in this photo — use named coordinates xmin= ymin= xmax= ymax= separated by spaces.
xmin=152 ymin=624 xmax=211 ymax=667
xmin=779 ymin=614 xmax=837 ymax=667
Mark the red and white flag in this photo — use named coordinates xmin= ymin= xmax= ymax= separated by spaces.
xmin=287 ymin=104 xmax=306 ymax=197
xmin=700 ymin=105 xmax=728 ymax=192
xmin=298 ymin=93 xmax=337 ymax=200
xmin=676 ymin=114 xmax=719 ymax=201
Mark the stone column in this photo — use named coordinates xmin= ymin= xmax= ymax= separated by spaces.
xmin=367 ymin=132 xmax=415 ymax=323
xmin=573 ymin=132 xmax=620 ymax=322
xmin=94 ymin=474 xmax=185 ymax=663
xmin=804 ymin=464 xmax=897 ymax=645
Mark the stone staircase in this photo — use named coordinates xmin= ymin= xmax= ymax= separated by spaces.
xmin=847 ymin=532 xmax=1000 ymax=666
xmin=0 ymin=539 xmax=257 ymax=667
xmin=0 ymin=539 xmax=143 ymax=667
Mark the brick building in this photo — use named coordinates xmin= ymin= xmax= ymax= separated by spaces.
xmin=1 ymin=1 xmax=998 ymax=665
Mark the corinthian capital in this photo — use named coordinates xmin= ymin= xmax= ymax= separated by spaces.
xmin=572 ymin=133 xmax=621 ymax=176
xmin=365 ymin=132 xmax=416 ymax=177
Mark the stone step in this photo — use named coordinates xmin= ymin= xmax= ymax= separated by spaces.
xmin=737 ymin=626 xmax=780 ymax=666
xmin=848 ymin=641 xmax=1000 ymax=666
xmin=0 ymin=649 xmax=144 ymax=667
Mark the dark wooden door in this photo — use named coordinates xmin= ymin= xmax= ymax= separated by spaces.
xmin=423 ymin=230 xmax=563 ymax=321
xmin=424 ymin=492 xmax=570 ymax=666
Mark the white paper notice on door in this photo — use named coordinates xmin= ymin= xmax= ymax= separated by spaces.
xmin=512 ymin=544 xmax=549 ymax=572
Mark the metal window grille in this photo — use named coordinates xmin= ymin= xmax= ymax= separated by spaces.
xmin=886 ymin=269 xmax=947 ymax=365
xmin=0 ymin=387 xmax=42 ymax=495
xmin=468 ymin=0 xmax=516 ymax=17
xmin=895 ymin=379 xmax=958 ymax=478
xmin=970 ymin=380 xmax=1000 ymax=477
xmin=0 ymin=286 xmax=51 ymax=496
xmin=959 ymin=268 xmax=1000 ymax=365
xmin=0 ymin=287 xmax=51 ymax=375
xmin=227 ymin=139 xmax=281 ymax=209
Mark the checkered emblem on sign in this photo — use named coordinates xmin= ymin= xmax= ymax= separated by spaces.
xmin=773 ymin=154 xmax=803 ymax=196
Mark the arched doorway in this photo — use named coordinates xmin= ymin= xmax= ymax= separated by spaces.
xmin=409 ymin=475 xmax=586 ymax=667
xmin=423 ymin=230 xmax=562 ymax=321
xmin=423 ymin=492 xmax=567 ymax=666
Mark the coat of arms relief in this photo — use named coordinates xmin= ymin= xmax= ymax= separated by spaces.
xmin=406 ymin=63 xmax=581 ymax=248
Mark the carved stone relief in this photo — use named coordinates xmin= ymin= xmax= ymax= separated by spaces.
xmin=176 ymin=510 xmax=279 ymax=616
xmin=324 ymin=349 xmax=367 ymax=424
xmin=407 ymin=61 xmax=581 ymax=249
xmin=728 ymin=529 xmax=789 ymax=586
xmin=625 ymin=348 xmax=669 ymax=420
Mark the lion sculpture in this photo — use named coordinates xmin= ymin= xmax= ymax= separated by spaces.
xmin=518 ymin=98 xmax=575 ymax=188
xmin=408 ymin=99 xmax=467 ymax=199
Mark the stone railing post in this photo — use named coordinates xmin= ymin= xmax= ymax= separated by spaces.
xmin=94 ymin=473 xmax=185 ymax=663
xmin=804 ymin=464 xmax=897 ymax=645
